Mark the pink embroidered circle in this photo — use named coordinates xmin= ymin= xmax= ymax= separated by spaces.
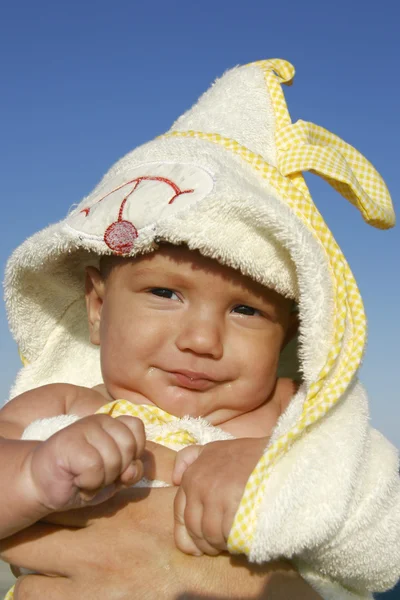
xmin=104 ymin=220 xmax=138 ymax=254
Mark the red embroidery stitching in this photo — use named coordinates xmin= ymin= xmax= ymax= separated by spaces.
xmin=104 ymin=220 xmax=138 ymax=254
xmin=98 ymin=176 xmax=194 ymax=207
xmin=79 ymin=176 xmax=194 ymax=254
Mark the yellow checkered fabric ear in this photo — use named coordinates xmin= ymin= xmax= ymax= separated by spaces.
xmin=277 ymin=120 xmax=395 ymax=229
xmin=249 ymin=58 xmax=295 ymax=86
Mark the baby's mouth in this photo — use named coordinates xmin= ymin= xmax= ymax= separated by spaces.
xmin=169 ymin=370 xmax=217 ymax=391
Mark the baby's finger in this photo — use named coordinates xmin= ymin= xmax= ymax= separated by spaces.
xmin=118 ymin=458 xmax=144 ymax=486
xmin=184 ymin=525 xmax=222 ymax=557
xmin=81 ymin=482 xmax=124 ymax=505
xmin=200 ymin=501 xmax=227 ymax=553
xmin=114 ymin=416 xmax=146 ymax=457
xmin=71 ymin=425 xmax=123 ymax=490
xmin=180 ymin=484 xmax=223 ymax=556
xmin=182 ymin=497 xmax=222 ymax=556
xmin=172 ymin=445 xmax=202 ymax=485
xmin=97 ymin=415 xmax=144 ymax=474
xmin=173 ymin=488 xmax=203 ymax=556
xmin=76 ymin=415 xmax=143 ymax=488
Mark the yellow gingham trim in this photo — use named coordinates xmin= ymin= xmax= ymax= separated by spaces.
xmin=249 ymin=59 xmax=294 ymax=130
xmin=164 ymin=59 xmax=394 ymax=554
xmin=96 ymin=400 xmax=197 ymax=447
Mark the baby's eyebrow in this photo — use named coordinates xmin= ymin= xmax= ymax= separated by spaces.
xmin=131 ymin=265 xmax=185 ymax=281
xmin=130 ymin=266 xmax=165 ymax=277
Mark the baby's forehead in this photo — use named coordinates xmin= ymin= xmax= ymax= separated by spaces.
xmin=100 ymin=244 xmax=292 ymax=309
xmin=101 ymin=244 xmax=244 ymax=285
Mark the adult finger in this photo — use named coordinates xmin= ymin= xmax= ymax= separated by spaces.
xmin=0 ymin=523 xmax=77 ymax=576
xmin=142 ymin=441 xmax=176 ymax=485
xmin=173 ymin=487 xmax=203 ymax=556
xmin=42 ymin=487 xmax=150 ymax=528
xmin=14 ymin=573 xmax=71 ymax=599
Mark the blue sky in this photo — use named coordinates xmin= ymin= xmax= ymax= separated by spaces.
xmin=1 ymin=0 xmax=399 ymax=447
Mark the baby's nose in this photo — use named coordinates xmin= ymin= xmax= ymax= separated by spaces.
xmin=175 ymin=314 xmax=223 ymax=359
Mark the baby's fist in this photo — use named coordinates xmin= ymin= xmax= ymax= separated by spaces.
xmin=28 ymin=414 xmax=145 ymax=512
xmin=173 ymin=437 xmax=267 ymax=556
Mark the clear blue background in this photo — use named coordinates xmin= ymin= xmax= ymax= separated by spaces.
xmin=1 ymin=0 xmax=399 ymax=451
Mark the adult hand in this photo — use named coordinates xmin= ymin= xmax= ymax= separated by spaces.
xmin=1 ymin=488 xmax=321 ymax=600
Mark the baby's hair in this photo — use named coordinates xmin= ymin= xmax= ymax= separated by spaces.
xmin=99 ymin=254 xmax=128 ymax=280
xmin=99 ymin=241 xmax=174 ymax=279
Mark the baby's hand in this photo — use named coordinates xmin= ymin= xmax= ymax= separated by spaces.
xmin=26 ymin=414 xmax=145 ymax=512
xmin=172 ymin=437 xmax=267 ymax=556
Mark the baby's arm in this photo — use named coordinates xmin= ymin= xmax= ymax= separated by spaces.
xmin=0 ymin=384 xmax=146 ymax=540
xmin=171 ymin=377 xmax=296 ymax=554
xmin=0 ymin=413 xmax=145 ymax=540
xmin=173 ymin=438 xmax=267 ymax=556
xmin=173 ymin=382 xmax=400 ymax=595
xmin=0 ymin=383 xmax=108 ymax=440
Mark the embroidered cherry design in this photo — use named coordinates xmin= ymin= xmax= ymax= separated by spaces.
xmin=104 ymin=198 xmax=138 ymax=255
xmin=80 ymin=176 xmax=194 ymax=254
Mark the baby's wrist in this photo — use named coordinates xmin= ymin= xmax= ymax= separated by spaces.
xmin=19 ymin=441 xmax=56 ymax=519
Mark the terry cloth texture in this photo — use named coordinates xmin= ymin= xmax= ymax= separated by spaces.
xmin=4 ymin=59 xmax=399 ymax=600
xmin=22 ymin=400 xmax=235 ymax=451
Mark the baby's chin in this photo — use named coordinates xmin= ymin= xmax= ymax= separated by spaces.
xmin=103 ymin=381 xmax=246 ymax=424
xmin=148 ymin=390 xmax=235 ymax=423
xmin=102 ymin=383 xmax=155 ymax=407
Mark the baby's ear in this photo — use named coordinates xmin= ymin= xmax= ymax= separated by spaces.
xmin=85 ymin=266 xmax=105 ymax=346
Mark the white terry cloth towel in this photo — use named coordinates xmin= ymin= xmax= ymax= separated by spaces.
xmin=5 ymin=59 xmax=399 ymax=599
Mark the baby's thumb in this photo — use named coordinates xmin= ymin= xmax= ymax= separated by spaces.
xmin=172 ymin=445 xmax=202 ymax=485
xmin=80 ymin=482 xmax=120 ymax=505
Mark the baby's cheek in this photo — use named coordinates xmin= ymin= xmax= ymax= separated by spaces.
xmin=233 ymin=378 xmax=273 ymax=413
xmin=248 ymin=358 xmax=279 ymax=401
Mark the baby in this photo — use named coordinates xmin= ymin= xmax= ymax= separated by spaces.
xmin=0 ymin=243 xmax=297 ymax=539
xmin=2 ymin=58 xmax=399 ymax=599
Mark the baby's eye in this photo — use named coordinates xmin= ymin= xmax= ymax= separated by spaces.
xmin=233 ymin=305 xmax=261 ymax=316
xmin=149 ymin=288 xmax=179 ymax=300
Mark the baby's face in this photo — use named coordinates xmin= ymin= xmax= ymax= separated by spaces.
xmin=86 ymin=245 xmax=293 ymax=425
